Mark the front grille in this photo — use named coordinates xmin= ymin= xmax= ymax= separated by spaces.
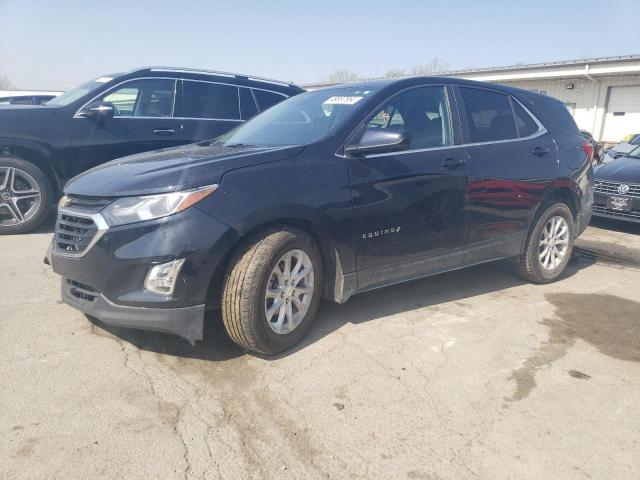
xmin=593 ymin=180 xmax=640 ymax=197
xmin=593 ymin=204 xmax=640 ymax=220
xmin=54 ymin=212 xmax=98 ymax=255
xmin=67 ymin=279 xmax=98 ymax=302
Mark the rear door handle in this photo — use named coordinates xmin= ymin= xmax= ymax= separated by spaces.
xmin=441 ymin=157 xmax=466 ymax=169
xmin=153 ymin=128 xmax=175 ymax=136
xmin=531 ymin=146 xmax=551 ymax=157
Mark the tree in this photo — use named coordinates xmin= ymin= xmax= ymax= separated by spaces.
xmin=410 ymin=58 xmax=450 ymax=75
xmin=384 ymin=69 xmax=406 ymax=78
xmin=324 ymin=70 xmax=359 ymax=84
xmin=0 ymin=74 xmax=12 ymax=90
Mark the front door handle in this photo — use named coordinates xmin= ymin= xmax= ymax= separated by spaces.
xmin=531 ymin=146 xmax=551 ymax=157
xmin=441 ymin=157 xmax=466 ymax=169
xmin=153 ymin=128 xmax=175 ymax=136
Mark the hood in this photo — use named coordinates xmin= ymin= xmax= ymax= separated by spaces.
xmin=0 ymin=104 xmax=59 ymax=116
xmin=65 ymin=143 xmax=305 ymax=197
xmin=595 ymin=155 xmax=640 ymax=183
xmin=0 ymin=105 xmax=60 ymax=135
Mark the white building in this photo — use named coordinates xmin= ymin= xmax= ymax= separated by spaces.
xmin=306 ymin=55 xmax=640 ymax=145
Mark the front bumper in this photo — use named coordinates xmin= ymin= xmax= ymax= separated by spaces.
xmin=51 ymin=206 xmax=239 ymax=343
xmin=593 ymin=191 xmax=640 ymax=224
xmin=61 ymin=278 xmax=205 ymax=343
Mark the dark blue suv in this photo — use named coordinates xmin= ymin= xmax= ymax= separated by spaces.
xmin=50 ymin=77 xmax=594 ymax=355
xmin=0 ymin=67 xmax=303 ymax=234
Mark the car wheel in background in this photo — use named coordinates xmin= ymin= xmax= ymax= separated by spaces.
xmin=515 ymin=202 xmax=575 ymax=283
xmin=0 ymin=156 xmax=53 ymax=235
xmin=221 ymin=227 xmax=323 ymax=355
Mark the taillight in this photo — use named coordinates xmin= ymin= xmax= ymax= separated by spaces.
xmin=582 ymin=142 xmax=594 ymax=163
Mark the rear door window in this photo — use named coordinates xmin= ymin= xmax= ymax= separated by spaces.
xmin=511 ymin=99 xmax=539 ymax=137
xmin=459 ymin=87 xmax=517 ymax=142
xmin=182 ymin=80 xmax=240 ymax=119
xmin=253 ymin=89 xmax=287 ymax=111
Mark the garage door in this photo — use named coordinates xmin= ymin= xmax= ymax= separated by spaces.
xmin=602 ymin=86 xmax=640 ymax=142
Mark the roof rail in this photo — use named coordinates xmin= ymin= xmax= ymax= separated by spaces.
xmin=138 ymin=67 xmax=296 ymax=87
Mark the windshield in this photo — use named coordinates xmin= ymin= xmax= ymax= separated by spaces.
xmin=628 ymin=145 xmax=640 ymax=158
xmin=631 ymin=134 xmax=640 ymax=145
xmin=216 ymin=86 xmax=377 ymax=147
xmin=46 ymin=74 xmax=120 ymax=106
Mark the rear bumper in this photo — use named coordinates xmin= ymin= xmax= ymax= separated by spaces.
xmin=61 ymin=278 xmax=205 ymax=343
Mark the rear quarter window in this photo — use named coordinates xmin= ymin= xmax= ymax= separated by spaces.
xmin=518 ymin=94 xmax=579 ymax=136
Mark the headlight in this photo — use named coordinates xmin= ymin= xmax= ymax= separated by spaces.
xmin=101 ymin=184 xmax=218 ymax=226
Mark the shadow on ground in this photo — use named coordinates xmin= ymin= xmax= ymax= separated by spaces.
xmin=90 ymin=255 xmax=593 ymax=362
xmin=589 ymin=216 xmax=640 ymax=235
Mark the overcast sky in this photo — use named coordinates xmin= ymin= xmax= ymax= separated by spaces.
xmin=1 ymin=0 xmax=639 ymax=90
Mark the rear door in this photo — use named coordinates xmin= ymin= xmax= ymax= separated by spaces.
xmin=346 ymin=85 xmax=470 ymax=291
xmin=69 ymin=77 xmax=181 ymax=174
xmin=456 ymin=86 xmax=558 ymax=263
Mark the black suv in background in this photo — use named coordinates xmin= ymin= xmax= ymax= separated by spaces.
xmin=0 ymin=67 xmax=303 ymax=233
xmin=50 ymin=77 xmax=594 ymax=355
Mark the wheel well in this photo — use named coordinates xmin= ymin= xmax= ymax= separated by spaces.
xmin=552 ymin=187 xmax=579 ymax=219
xmin=1 ymin=145 xmax=62 ymax=197
xmin=205 ymin=219 xmax=345 ymax=310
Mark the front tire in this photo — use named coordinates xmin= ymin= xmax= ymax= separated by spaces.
xmin=221 ymin=228 xmax=323 ymax=355
xmin=0 ymin=156 xmax=53 ymax=235
xmin=515 ymin=202 xmax=575 ymax=283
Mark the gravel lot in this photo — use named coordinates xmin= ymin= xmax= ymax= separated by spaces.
xmin=1 ymin=218 xmax=639 ymax=480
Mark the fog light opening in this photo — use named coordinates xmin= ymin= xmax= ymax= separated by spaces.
xmin=144 ymin=259 xmax=186 ymax=296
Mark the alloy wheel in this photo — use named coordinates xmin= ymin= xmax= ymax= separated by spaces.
xmin=0 ymin=167 xmax=42 ymax=226
xmin=264 ymin=249 xmax=315 ymax=335
xmin=538 ymin=215 xmax=569 ymax=271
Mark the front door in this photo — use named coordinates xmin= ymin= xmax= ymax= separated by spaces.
xmin=69 ymin=78 xmax=182 ymax=176
xmin=345 ymin=85 xmax=469 ymax=291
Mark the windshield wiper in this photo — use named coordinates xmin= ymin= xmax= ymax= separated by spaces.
xmin=224 ymin=143 xmax=258 ymax=149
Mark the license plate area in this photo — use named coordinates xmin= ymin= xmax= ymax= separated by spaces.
xmin=606 ymin=195 xmax=632 ymax=212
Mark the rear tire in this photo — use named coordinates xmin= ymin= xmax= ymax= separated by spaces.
xmin=0 ymin=156 xmax=53 ymax=235
xmin=515 ymin=202 xmax=575 ymax=283
xmin=221 ymin=228 xmax=323 ymax=355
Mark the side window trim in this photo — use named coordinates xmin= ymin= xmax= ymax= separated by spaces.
xmin=73 ymin=76 xmax=288 ymax=121
xmin=73 ymin=77 xmax=179 ymax=119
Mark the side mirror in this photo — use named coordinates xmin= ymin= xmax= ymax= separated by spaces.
xmin=345 ymin=128 xmax=411 ymax=157
xmin=78 ymin=101 xmax=115 ymax=119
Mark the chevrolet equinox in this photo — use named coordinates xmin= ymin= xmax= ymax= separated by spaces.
xmin=49 ymin=77 xmax=594 ymax=355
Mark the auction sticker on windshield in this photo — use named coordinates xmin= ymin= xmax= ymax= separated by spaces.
xmin=323 ymin=96 xmax=363 ymax=105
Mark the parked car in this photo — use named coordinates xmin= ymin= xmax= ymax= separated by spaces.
xmin=593 ymin=145 xmax=640 ymax=223
xmin=49 ymin=77 xmax=594 ymax=355
xmin=0 ymin=67 xmax=303 ymax=234
xmin=0 ymin=94 xmax=57 ymax=105
xmin=580 ymin=129 xmax=602 ymax=164
xmin=602 ymin=133 xmax=640 ymax=163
